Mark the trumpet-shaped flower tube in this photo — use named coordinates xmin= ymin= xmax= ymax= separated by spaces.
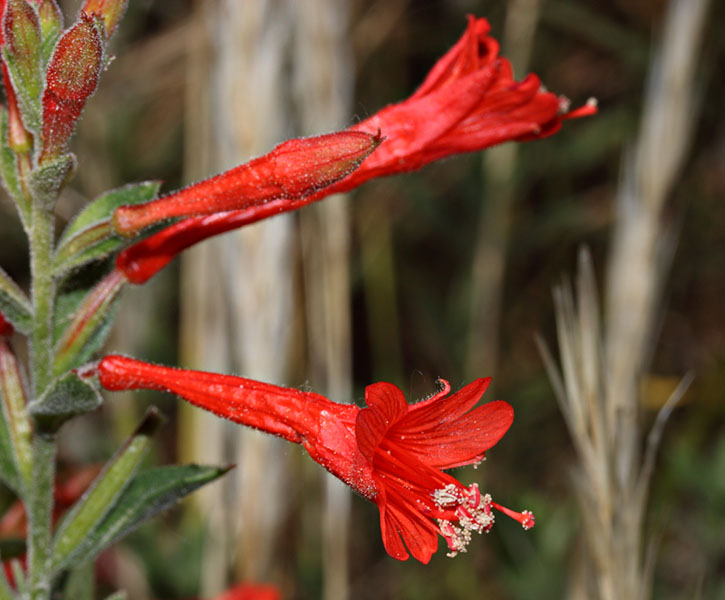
xmin=112 ymin=130 xmax=382 ymax=238
xmin=113 ymin=15 xmax=596 ymax=284
xmin=97 ymin=355 xmax=534 ymax=563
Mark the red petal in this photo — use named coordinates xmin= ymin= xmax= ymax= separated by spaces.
xmin=400 ymin=378 xmax=491 ymax=431
xmin=356 ymin=382 xmax=408 ymax=463
xmin=393 ymin=400 xmax=514 ymax=469
xmin=348 ymin=65 xmax=499 ymax=179
xmin=412 ymin=16 xmax=494 ymax=98
xmin=377 ymin=491 xmax=438 ymax=564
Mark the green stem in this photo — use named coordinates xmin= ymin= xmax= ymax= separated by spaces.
xmin=27 ymin=433 xmax=56 ymax=600
xmin=29 ymin=201 xmax=55 ymax=392
xmin=28 ymin=200 xmax=57 ymax=600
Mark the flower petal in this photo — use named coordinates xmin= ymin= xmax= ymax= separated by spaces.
xmin=412 ymin=16 xmax=495 ymax=98
xmin=400 ymin=378 xmax=491 ymax=431
xmin=394 ymin=401 xmax=514 ymax=469
xmin=355 ymin=382 xmax=408 ymax=463
xmin=377 ymin=489 xmax=439 ymax=564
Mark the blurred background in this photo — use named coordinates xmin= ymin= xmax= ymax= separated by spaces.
xmin=1 ymin=0 xmax=723 ymax=598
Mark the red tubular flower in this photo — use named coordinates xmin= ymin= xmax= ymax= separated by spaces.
xmin=97 ymin=355 xmax=534 ymax=563
xmin=113 ymin=15 xmax=595 ymax=285
xmin=112 ymin=130 xmax=382 ymax=238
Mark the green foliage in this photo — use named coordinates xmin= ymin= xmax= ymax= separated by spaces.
xmin=53 ymin=464 xmax=229 ymax=573
xmin=54 ymin=181 xmax=161 ymax=275
xmin=28 ymin=370 xmax=102 ymax=432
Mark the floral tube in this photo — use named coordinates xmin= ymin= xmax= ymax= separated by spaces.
xmin=97 ymin=355 xmax=534 ymax=563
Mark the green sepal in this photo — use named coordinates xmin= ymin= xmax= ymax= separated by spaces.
xmin=28 ymin=370 xmax=102 ymax=433
xmin=0 ymin=107 xmax=29 ymax=227
xmin=54 ymin=181 xmax=161 ymax=275
xmin=1 ymin=51 xmax=41 ymax=134
xmin=53 ymin=463 xmax=229 ymax=573
xmin=0 ymin=266 xmax=32 ymax=335
xmin=0 ymin=339 xmax=33 ymax=492
xmin=51 ymin=407 xmax=164 ymax=571
xmin=102 ymin=592 xmax=128 ymax=600
xmin=29 ymin=152 xmax=76 ymax=206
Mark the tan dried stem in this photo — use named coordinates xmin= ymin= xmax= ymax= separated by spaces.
xmin=538 ymin=1 xmax=709 ymax=597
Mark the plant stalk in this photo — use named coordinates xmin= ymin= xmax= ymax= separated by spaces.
xmin=27 ymin=198 xmax=57 ymax=600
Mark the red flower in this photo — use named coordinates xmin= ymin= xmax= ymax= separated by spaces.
xmin=113 ymin=15 xmax=595 ymax=284
xmin=112 ymin=130 xmax=382 ymax=238
xmin=97 ymin=355 xmax=534 ymax=563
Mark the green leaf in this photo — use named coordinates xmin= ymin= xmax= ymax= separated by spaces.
xmin=54 ymin=181 xmax=161 ymax=276
xmin=53 ymin=464 xmax=229 ymax=572
xmin=28 ymin=370 xmax=102 ymax=433
xmin=0 ymin=266 xmax=32 ymax=335
xmin=60 ymin=181 xmax=162 ymax=245
xmin=53 ymin=270 xmax=125 ymax=376
xmin=52 ymin=408 xmax=164 ymax=570
xmin=0 ymin=108 xmax=28 ymax=227
xmin=29 ymin=153 xmax=77 ymax=206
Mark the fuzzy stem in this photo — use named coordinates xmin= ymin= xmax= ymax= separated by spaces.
xmin=27 ymin=433 xmax=57 ymax=600
xmin=27 ymin=197 xmax=57 ymax=600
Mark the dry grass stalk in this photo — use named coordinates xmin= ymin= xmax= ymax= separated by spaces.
xmin=538 ymin=0 xmax=709 ymax=597
xmin=180 ymin=0 xmax=299 ymax=593
xmin=537 ymin=250 xmax=693 ymax=600
xmin=292 ymin=1 xmax=354 ymax=598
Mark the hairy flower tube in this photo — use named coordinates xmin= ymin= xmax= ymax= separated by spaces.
xmin=96 ymin=355 xmax=534 ymax=563
xmin=112 ymin=130 xmax=382 ymax=238
xmin=112 ymin=14 xmax=596 ymax=284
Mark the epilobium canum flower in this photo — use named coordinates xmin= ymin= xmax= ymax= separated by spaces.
xmin=96 ymin=355 xmax=534 ymax=563
xmin=112 ymin=15 xmax=595 ymax=284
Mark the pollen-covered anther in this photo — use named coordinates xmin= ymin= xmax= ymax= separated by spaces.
xmin=434 ymin=483 xmax=495 ymax=557
xmin=557 ymin=95 xmax=572 ymax=114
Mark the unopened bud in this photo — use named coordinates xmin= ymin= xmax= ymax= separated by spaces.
xmin=40 ymin=12 xmax=103 ymax=161
xmin=81 ymin=0 xmax=127 ymax=39
xmin=3 ymin=0 xmax=43 ymax=101
xmin=113 ymin=130 xmax=383 ymax=237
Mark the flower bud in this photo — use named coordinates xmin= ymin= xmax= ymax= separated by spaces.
xmin=39 ymin=12 xmax=103 ymax=161
xmin=112 ymin=130 xmax=382 ymax=238
xmin=2 ymin=0 xmax=43 ymax=103
xmin=81 ymin=0 xmax=127 ymax=39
